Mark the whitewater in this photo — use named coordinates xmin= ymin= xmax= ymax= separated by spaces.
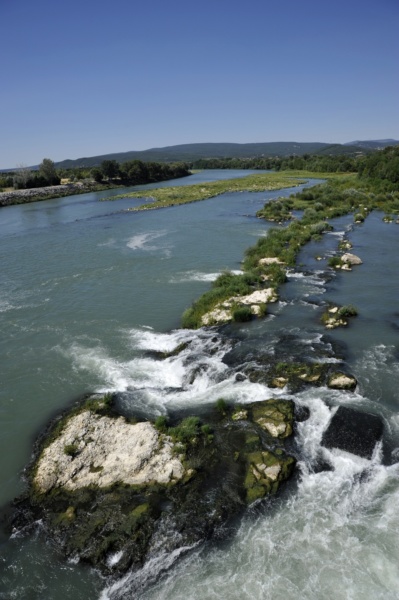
xmin=0 ymin=171 xmax=398 ymax=599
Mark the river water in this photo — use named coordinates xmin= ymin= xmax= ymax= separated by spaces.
xmin=0 ymin=171 xmax=398 ymax=599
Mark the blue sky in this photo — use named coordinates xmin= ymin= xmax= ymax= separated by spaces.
xmin=1 ymin=0 xmax=398 ymax=168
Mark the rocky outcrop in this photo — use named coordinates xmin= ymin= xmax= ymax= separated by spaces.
xmin=341 ymin=253 xmax=362 ymax=266
xmin=34 ymin=412 xmax=185 ymax=493
xmin=202 ymin=307 xmax=232 ymax=325
xmin=322 ymin=305 xmax=358 ymax=330
xmin=327 ymin=372 xmax=357 ymax=390
xmin=323 ymin=306 xmax=348 ymax=329
xmin=242 ymin=358 xmax=328 ymax=393
xmin=201 ymin=288 xmax=278 ymax=325
xmin=322 ymin=406 xmax=383 ymax=459
xmin=258 ymin=257 xmax=285 ymax=266
xmin=0 ymin=182 xmax=102 ymax=207
xmin=15 ymin=394 xmax=297 ymax=576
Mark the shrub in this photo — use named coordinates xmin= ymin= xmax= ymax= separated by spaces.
xmin=337 ymin=305 xmax=358 ymax=318
xmin=168 ymin=416 xmax=201 ymax=443
xmin=265 ymin=264 xmax=287 ymax=285
xmin=64 ymin=444 xmax=79 ymax=457
xmin=201 ymin=424 xmax=213 ymax=436
xmin=216 ymin=398 xmax=227 ymax=414
xmin=182 ymin=308 xmax=198 ymax=329
xmin=309 ymin=221 xmax=333 ymax=236
xmin=328 ymin=256 xmax=343 ymax=268
xmin=258 ymin=303 xmax=268 ymax=317
xmin=154 ymin=415 xmax=168 ymax=432
xmin=232 ymin=306 xmax=253 ymax=322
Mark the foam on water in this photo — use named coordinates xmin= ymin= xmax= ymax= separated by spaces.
xmin=106 ymin=551 xmax=124 ymax=568
xmin=354 ymin=344 xmax=399 ymax=406
xmin=326 ymin=230 xmax=346 ymax=237
xmin=126 ymin=230 xmax=168 ymax=250
xmin=169 ymin=269 xmax=242 ymax=283
xmin=81 ymin=322 xmax=399 ymax=600
xmin=99 ymin=384 xmax=399 ymax=600
xmin=65 ymin=342 xmax=187 ymax=393
xmin=287 ymin=270 xmax=326 ymax=286
xmin=358 ymin=344 xmax=399 ymax=379
xmin=100 ymin=544 xmax=199 ymax=600
xmin=64 ymin=328 xmax=285 ymax=413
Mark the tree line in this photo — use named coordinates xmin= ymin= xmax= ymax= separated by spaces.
xmin=192 ymin=154 xmax=358 ymax=173
xmin=192 ymin=146 xmax=399 ymax=185
xmin=0 ymin=159 xmax=190 ymax=191
xmin=2 ymin=147 xmax=398 ymax=192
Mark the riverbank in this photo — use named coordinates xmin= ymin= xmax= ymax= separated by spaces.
xmin=0 ymin=171 xmax=192 ymax=208
xmin=0 ymin=181 xmax=117 ymax=207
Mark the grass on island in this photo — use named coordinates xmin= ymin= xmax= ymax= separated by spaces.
xmin=181 ymin=174 xmax=399 ymax=328
xmin=102 ymin=172 xmax=315 ymax=210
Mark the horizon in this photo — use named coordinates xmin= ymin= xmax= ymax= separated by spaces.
xmin=1 ymin=0 xmax=398 ymax=169
xmin=3 ymin=138 xmax=399 ymax=171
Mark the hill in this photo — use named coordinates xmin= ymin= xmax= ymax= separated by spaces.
xmin=54 ymin=142 xmax=344 ymax=169
xmin=345 ymin=139 xmax=399 ymax=150
xmin=6 ymin=140 xmax=395 ymax=172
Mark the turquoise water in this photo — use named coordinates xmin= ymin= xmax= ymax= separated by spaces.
xmin=0 ymin=171 xmax=398 ymax=599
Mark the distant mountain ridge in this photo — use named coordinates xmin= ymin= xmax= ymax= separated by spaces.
xmin=344 ymin=139 xmax=399 ymax=150
xmin=55 ymin=142 xmax=331 ymax=169
xmin=5 ymin=140 xmax=398 ymax=171
xmin=53 ymin=141 xmax=380 ymax=169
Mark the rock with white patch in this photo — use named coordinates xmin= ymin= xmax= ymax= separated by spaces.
xmin=34 ymin=411 xmax=185 ymax=493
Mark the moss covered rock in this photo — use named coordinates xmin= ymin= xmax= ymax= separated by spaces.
xmin=249 ymin=399 xmax=294 ymax=438
xmin=13 ymin=394 xmax=298 ymax=577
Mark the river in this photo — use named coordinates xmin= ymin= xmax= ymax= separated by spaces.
xmin=0 ymin=170 xmax=398 ymax=599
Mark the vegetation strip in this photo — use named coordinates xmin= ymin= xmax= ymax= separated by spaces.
xmin=181 ymin=150 xmax=399 ymax=329
xmin=103 ymin=172 xmax=309 ymax=209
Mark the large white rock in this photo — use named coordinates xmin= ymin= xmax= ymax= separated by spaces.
xmin=229 ymin=289 xmax=278 ymax=305
xmin=259 ymin=257 xmax=285 ymax=265
xmin=328 ymin=373 xmax=357 ymax=390
xmin=201 ymin=307 xmax=232 ymax=325
xmin=341 ymin=253 xmax=362 ymax=265
xmin=34 ymin=411 xmax=185 ymax=493
xmin=201 ymin=288 xmax=278 ymax=325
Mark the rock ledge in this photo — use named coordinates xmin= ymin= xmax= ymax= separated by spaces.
xmin=35 ymin=411 xmax=184 ymax=493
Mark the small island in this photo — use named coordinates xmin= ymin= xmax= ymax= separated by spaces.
xmin=14 ymin=393 xmax=297 ymax=575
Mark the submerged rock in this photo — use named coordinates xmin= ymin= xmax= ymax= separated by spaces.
xmin=321 ymin=406 xmax=383 ymax=459
xmin=246 ymin=360 xmax=329 ymax=393
xmin=13 ymin=395 xmax=297 ymax=577
xmin=322 ymin=305 xmax=358 ymax=330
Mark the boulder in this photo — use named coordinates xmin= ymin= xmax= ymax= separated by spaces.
xmin=201 ymin=307 xmax=232 ymax=325
xmin=16 ymin=395 xmax=297 ymax=576
xmin=328 ymin=373 xmax=357 ymax=390
xmin=341 ymin=253 xmax=362 ymax=265
xmin=249 ymin=399 xmax=294 ymax=438
xmin=321 ymin=406 xmax=383 ymax=459
xmin=201 ymin=288 xmax=277 ymax=325
xmin=259 ymin=257 xmax=285 ymax=265
xmin=34 ymin=411 xmax=185 ymax=493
